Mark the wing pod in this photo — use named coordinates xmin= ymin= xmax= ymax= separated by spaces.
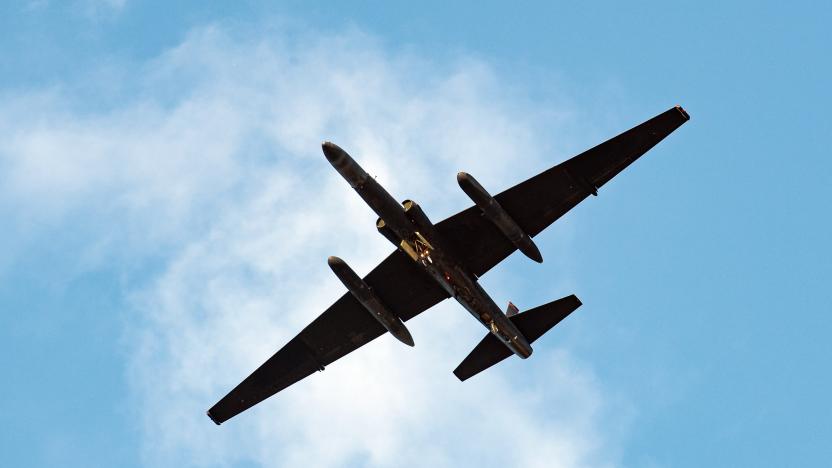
xmin=327 ymin=256 xmax=415 ymax=347
xmin=456 ymin=172 xmax=543 ymax=263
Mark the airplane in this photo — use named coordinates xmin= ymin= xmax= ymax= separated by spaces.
xmin=207 ymin=106 xmax=690 ymax=425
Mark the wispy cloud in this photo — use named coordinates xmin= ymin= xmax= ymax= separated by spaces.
xmin=24 ymin=0 xmax=127 ymax=18
xmin=80 ymin=0 xmax=127 ymax=19
xmin=0 ymin=24 xmax=621 ymax=467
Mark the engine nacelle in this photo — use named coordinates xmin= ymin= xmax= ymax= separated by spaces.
xmin=376 ymin=217 xmax=400 ymax=247
xmin=399 ymin=199 xmax=444 ymax=263
xmin=457 ymin=172 xmax=543 ymax=263
xmin=402 ymin=199 xmax=433 ymax=234
xmin=327 ymin=256 xmax=415 ymax=347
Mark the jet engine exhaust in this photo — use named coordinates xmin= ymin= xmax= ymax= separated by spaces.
xmin=376 ymin=218 xmax=400 ymax=247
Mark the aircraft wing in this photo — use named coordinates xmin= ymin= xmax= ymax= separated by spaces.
xmin=209 ymin=106 xmax=688 ymax=424
xmin=207 ymin=250 xmax=448 ymax=424
xmin=436 ymin=106 xmax=690 ymax=277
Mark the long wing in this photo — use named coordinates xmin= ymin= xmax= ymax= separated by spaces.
xmin=436 ymin=106 xmax=690 ymax=276
xmin=209 ymin=106 xmax=688 ymax=424
xmin=207 ymin=250 xmax=448 ymax=424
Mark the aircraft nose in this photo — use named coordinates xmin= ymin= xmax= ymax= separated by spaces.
xmin=327 ymin=255 xmax=345 ymax=269
xmin=322 ymin=141 xmax=348 ymax=165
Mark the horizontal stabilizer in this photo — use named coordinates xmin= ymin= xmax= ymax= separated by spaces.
xmin=453 ymin=294 xmax=581 ymax=381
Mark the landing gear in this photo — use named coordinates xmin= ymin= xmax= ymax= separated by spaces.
xmin=415 ymin=236 xmax=433 ymax=266
xmin=400 ymin=231 xmax=434 ymax=265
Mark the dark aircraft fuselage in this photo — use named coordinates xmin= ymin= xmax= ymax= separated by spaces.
xmin=323 ymin=142 xmax=533 ymax=358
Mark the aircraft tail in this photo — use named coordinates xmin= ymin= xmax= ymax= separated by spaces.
xmin=453 ymin=294 xmax=582 ymax=381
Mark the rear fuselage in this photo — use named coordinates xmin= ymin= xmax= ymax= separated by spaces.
xmin=415 ymin=240 xmax=533 ymax=359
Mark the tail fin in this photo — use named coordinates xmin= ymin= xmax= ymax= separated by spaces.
xmin=453 ymin=294 xmax=581 ymax=381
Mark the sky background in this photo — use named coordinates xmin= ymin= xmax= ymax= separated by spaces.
xmin=1 ymin=1 xmax=830 ymax=467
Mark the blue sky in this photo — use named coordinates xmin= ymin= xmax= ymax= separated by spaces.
xmin=1 ymin=1 xmax=830 ymax=467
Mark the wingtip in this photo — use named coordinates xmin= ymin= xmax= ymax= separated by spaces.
xmin=207 ymin=409 xmax=222 ymax=426
xmin=674 ymin=105 xmax=690 ymax=121
xmin=562 ymin=294 xmax=582 ymax=307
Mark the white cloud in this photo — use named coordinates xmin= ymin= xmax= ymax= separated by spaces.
xmin=0 ymin=24 xmax=621 ymax=467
